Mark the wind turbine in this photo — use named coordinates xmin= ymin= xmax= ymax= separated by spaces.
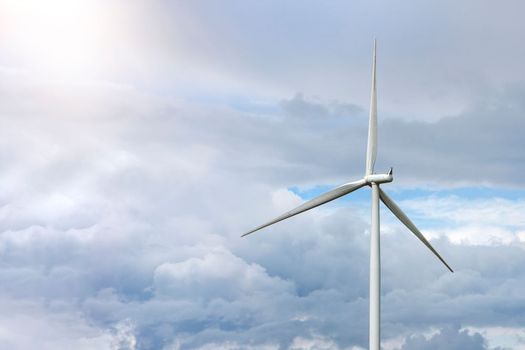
xmin=242 ymin=41 xmax=454 ymax=349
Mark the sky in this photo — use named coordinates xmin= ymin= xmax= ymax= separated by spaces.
xmin=0 ymin=0 xmax=525 ymax=349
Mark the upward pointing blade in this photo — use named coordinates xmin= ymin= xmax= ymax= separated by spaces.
xmin=242 ymin=179 xmax=366 ymax=237
xmin=378 ymin=187 xmax=454 ymax=273
xmin=366 ymin=40 xmax=377 ymax=176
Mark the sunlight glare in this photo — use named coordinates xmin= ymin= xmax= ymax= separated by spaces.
xmin=1 ymin=0 xmax=118 ymax=79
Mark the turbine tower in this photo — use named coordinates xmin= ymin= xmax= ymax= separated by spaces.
xmin=242 ymin=41 xmax=453 ymax=350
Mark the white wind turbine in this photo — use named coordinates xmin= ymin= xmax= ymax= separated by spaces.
xmin=242 ymin=41 xmax=453 ymax=350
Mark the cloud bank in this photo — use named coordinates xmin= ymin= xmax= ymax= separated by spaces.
xmin=1 ymin=1 xmax=525 ymax=349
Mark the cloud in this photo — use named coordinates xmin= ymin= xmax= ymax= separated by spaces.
xmin=111 ymin=319 xmax=137 ymax=350
xmin=1 ymin=66 xmax=525 ymax=348
xmin=378 ymin=84 xmax=525 ymax=187
xmin=0 ymin=298 xmax=114 ymax=350
xmin=386 ymin=194 xmax=525 ymax=246
xmin=396 ymin=325 xmax=507 ymax=350
xmin=153 ymin=248 xmax=294 ymax=301
xmin=1 ymin=2 xmax=525 ymax=348
xmin=288 ymin=335 xmax=344 ymax=350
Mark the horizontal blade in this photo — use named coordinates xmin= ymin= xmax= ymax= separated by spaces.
xmin=242 ymin=179 xmax=366 ymax=237
xmin=378 ymin=188 xmax=453 ymax=273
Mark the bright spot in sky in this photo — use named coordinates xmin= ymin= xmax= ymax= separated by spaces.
xmin=1 ymin=0 xmax=121 ymax=79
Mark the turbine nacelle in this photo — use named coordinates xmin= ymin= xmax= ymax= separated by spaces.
xmin=364 ymin=171 xmax=393 ymax=185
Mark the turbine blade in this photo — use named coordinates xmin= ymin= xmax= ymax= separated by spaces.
xmin=242 ymin=179 xmax=366 ymax=237
xmin=366 ymin=39 xmax=377 ymax=176
xmin=378 ymin=188 xmax=454 ymax=273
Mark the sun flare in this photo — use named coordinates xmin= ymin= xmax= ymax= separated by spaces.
xmin=1 ymin=0 xmax=119 ymax=79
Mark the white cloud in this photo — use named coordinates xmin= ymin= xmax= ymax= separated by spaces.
xmin=465 ymin=326 xmax=525 ymax=350
xmin=397 ymin=196 xmax=525 ymax=246
xmin=427 ymin=225 xmax=517 ymax=246
xmin=288 ymin=335 xmax=343 ymax=350
xmin=393 ymin=325 xmax=497 ymax=350
xmin=153 ymin=248 xmax=294 ymax=300
xmin=0 ymin=299 xmax=113 ymax=350
xmin=111 ymin=319 xmax=137 ymax=350
xmin=401 ymin=196 xmax=525 ymax=227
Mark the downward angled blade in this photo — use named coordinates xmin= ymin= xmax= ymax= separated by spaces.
xmin=366 ymin=40 xmax=377 ymax=176
xmin=378 ymin=188 xmax=454 ymax=273
xmin=242 ymin=179 xmax=366 ymax=237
